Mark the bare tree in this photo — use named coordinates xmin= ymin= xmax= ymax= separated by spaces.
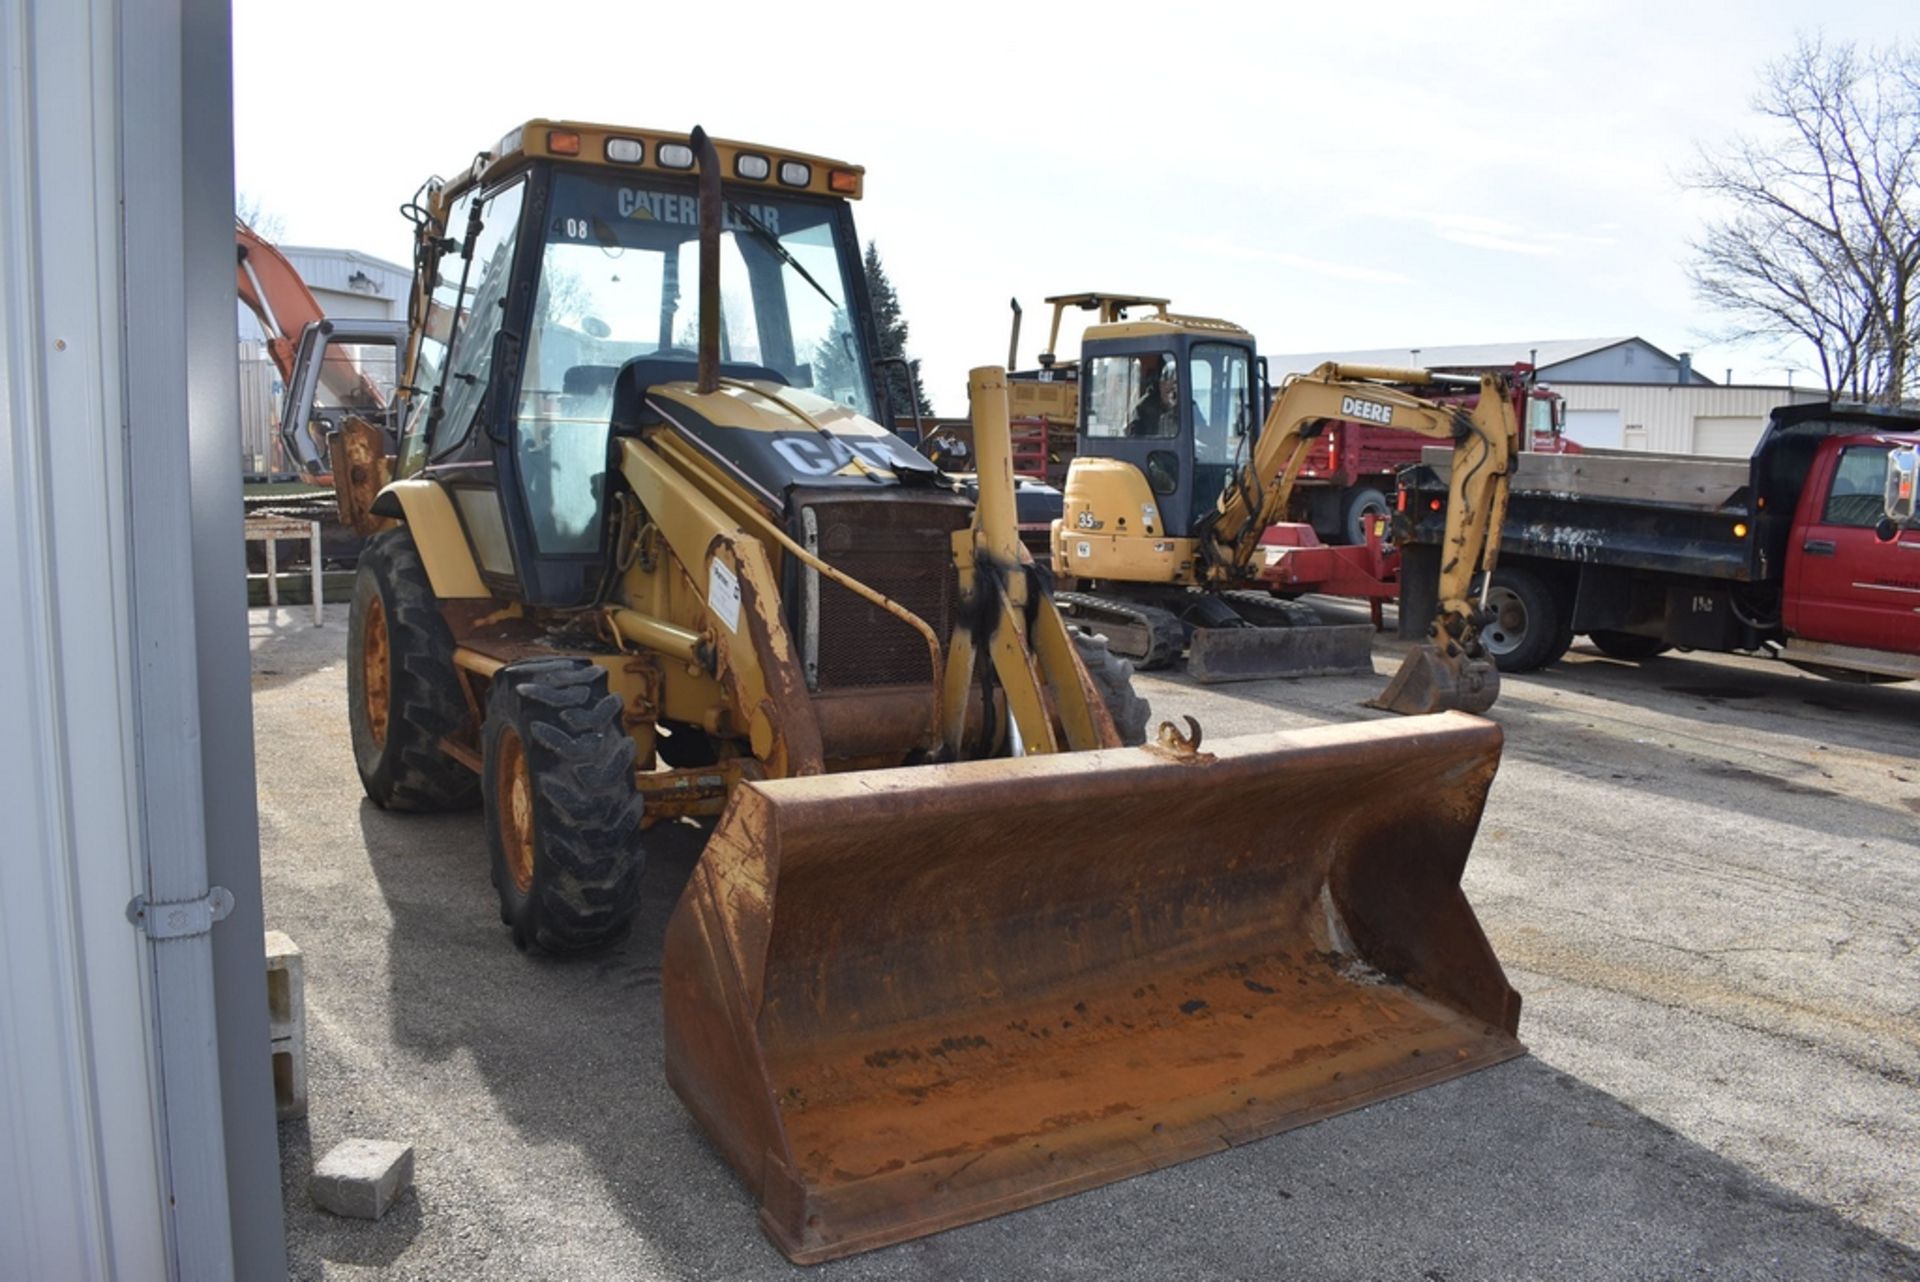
xmin=236 ymin=191 xmax=285 ymax=243
xmin=1687 ymin=36 xmax=1920 ymax=403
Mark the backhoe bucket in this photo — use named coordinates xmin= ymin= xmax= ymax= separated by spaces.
xmin=663 ymin=713 xmax=1523 ymax=1263
xmin=1186 ymin=622 xmax=1376 ymax=684
xmin=1369 ymin=643 xmax=1501 ymax=715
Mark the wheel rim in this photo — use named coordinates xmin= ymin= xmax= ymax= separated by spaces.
xmin=495 ymin=726 xmax=536 ymax=895
xmin=362 ymin=594 xmax=391 ymax=748
xmin=1480 ymin=585 xmax=1527 ymax=658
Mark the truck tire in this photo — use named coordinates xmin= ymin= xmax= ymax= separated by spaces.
xmin=347 ymin=527 xmax=481 ymax=812
xmin=1073 ymin=629 xmax=1151 ymax=746
xmin=1479 ymin=566 xmax=1566 ymax=673
xmin=483 ymin=658 xmax=646 ymax=954
xmin=1338 ymin=485 xmax=1391 ymax=547
xmin=1589 ymin=630 xmax=1671 ymax=661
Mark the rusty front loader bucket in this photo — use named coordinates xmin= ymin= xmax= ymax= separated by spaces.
xmin=663 ymin=713 xmax=1523 ymax=1263
xmin=1187 ymin=621 xmax=1376 ymax=684
xmin=1369 ymin=642 xmax=1501 ymax=715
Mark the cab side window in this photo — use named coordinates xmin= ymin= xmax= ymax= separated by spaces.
xmin=430 ymin=179 xmax=527 ymax=458
xmin=1822 ymin=445 xmax=1890 ymax=528
xmin=1086 ymin=351 xmax=1179 ymax=440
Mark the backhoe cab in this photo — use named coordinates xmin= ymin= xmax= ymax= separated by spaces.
xmin=338 ymin=120 xmax=1523 ymax=1262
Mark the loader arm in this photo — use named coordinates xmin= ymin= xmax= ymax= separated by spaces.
xmin=1196 ymin=362 xmax=1517 ymax=714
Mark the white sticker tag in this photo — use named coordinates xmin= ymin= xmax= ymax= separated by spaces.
xmin=1076 ymin=540 xmax=1092 ymax=559
xmin=1142 ymin=504 xmax=1158 ymax=527
xmin=707 ymin=557 xmax=742 ymax=633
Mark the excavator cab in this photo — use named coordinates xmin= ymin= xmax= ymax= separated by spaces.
xmin=1076 ymin=327 xmax=1258 ymax=535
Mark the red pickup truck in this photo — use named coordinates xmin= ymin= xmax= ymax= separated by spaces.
xmin=1396 ymin=402 xmax=1920 ymax=683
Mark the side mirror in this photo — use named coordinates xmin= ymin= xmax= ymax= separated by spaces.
xmin=1885 ymin=445 xmax=1917 ymax=524
xmin=872 ymin=355 xmax=923 ymax=444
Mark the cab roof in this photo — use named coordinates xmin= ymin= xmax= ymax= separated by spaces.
xmin=1085 ymin=312 xmax=1255 ymax=344
xmin=435 ymin=119 xmax=865 ymax=212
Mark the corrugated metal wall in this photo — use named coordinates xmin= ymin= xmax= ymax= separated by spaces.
xmin=1549 ymin=384 xmax=1828 ymax=454
xmin=236 ymin=339 xmax=279 ymax=471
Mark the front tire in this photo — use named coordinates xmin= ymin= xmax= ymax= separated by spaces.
xmin=1073 ymin=629 xmax=1151 ymax=746
xmin=347 ymin=528 xmax=480 ymax=811
xmin=483 ymin=659 xmax=646 ymax=954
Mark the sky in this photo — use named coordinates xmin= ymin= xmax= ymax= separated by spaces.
xmin=232 ymin=0 xmax=1915 ymax=415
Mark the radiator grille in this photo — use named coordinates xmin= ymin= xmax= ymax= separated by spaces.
xmin=802 ymin=499 xmax=968 ymax=691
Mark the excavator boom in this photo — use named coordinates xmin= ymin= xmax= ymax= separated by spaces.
xmin=1196 ymin=363 xmax=1517 ymax=711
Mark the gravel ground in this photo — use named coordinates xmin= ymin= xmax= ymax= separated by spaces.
xmin=250 ymin=602 xmax=1920 ymax=1281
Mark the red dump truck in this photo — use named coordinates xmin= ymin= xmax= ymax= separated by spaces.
xmin=1396 ymin=401 xmax=1920 ymax=682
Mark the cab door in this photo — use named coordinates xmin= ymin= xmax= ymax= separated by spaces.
xmin=1783 ymin=441 xmax=1920 ymax=653
xmin=413 ymin=178 xmax=530 ymax=597
xmin=1079 ymin=344 xmax=1192 ymax=536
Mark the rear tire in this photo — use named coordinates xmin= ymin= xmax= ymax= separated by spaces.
xmin=1073 ymin=630 xmax=1151 ymax=746
xmin=1588 ymin=630 xmax=1671 ymax=661
xmin=347 ymin=527 xmax=480 ymax=811
xmin=1479 ymin=566 xmax=1565 ymax=673
xmin=1338 ymin=485 xmax=1391 ymax=547
xmin=483 ymin=659 xmax=646 ymax=955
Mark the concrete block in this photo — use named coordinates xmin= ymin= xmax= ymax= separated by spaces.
xmin=310 ymin=1138 xmax=414 ymax=1220
xmin=264 ymin=930 xmax=304 ymax=1043
xmin=265 ymin=930 xmax=308 ymax=1120
xmin=272 ymin=1040 xmax=308 ymax=1122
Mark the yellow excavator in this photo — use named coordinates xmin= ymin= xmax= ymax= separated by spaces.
xmin=333 ymin=119 xmax=1522 ymax=1263
xmin=1054 ymin=322 xmax=1518 ymax=709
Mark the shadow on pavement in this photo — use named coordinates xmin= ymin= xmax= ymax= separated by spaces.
xmin=350 ymin=800 xmax=1920 ymax=1282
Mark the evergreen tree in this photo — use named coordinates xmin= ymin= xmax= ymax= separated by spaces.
xmin=863 ymin=242 xmax=934 ymax=418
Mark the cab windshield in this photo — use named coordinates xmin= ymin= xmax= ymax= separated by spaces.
xmin=1188 ymin=342 xmax=1252 ymax=465
xmin=524 ymin=170 xmax=873 ymax=420
xmin=513 ymin=169 xmax=873 ymax=554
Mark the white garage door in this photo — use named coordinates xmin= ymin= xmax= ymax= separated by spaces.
xmin=1562 ymin=408 xmax=1623 ymax=449
xmin=1693 ymin=416 xmax=1765 ymax=457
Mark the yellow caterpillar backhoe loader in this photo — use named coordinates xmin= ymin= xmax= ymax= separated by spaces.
xmin=339 ymin=119 xmax=1522 ymax=1262
xmin=1056 ymin=356 xmax=1517 ymax=710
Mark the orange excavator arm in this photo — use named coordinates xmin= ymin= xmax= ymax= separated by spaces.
xmin=235 ymin=219 xmax=322 ymax=382
xmin=236 ymin=220 xmax=388 ymax=409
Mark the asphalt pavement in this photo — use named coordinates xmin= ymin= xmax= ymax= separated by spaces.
xmin=249 ymin=602 xmax=1920 ymax=1281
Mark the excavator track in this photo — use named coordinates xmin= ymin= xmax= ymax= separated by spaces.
xmin=1219 ymin=589 xmax=1326 ymax=629
xmin=1056 ymin=592 xmax=1185 ymax=669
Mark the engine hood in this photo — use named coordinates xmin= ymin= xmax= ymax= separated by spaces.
xmin=643 ymin=379 xmax=940 ymax=510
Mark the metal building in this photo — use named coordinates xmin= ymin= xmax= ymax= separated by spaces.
xmin=2 ymin=0 xmax=287 ymax=1278
xmin=1267 ymin=336 xmax=1827 ymax=456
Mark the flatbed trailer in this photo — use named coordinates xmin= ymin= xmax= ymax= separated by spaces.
xmin=1396 ymin=402 xmax=1920 ymax=682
